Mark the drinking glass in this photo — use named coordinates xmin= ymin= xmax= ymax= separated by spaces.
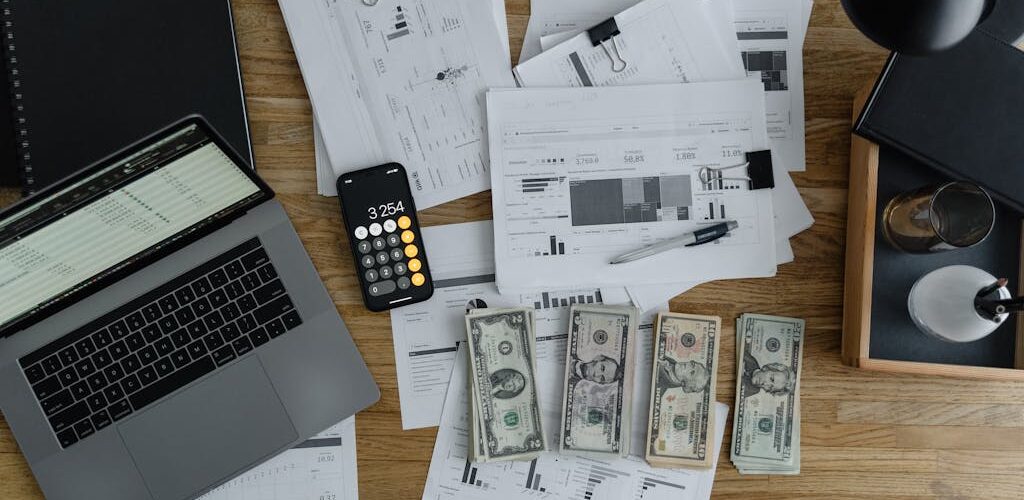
xmin=882 ymin=181 xmax=995 ymax=253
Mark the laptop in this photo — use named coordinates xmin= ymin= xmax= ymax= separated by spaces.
xmin=0 ymin=116 xmax=379 ymax=500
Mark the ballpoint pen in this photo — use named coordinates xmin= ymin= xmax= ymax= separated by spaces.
xmin=609 ymin=220 xmax=739 ymax=265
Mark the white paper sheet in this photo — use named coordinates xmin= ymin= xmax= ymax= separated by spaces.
xmin=200 ymin=417 xmax=359 ymax=500
xmin=519 ymin=0 xmax=640 ymax=63
xmin=515 ymin=0 xmax=744 ymax=87
xmin=488 ymin=81 xmax=777 ymax=291
xmin=422 ymin=338 xmax=729 ymax=500
xmin=390 ymin=221 xmax=637 ymax=430
xmin=280 ymin=0 xmax=514 ymax=208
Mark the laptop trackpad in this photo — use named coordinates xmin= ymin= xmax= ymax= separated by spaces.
xmin=118 ymin=357 xmax=297 ymax=500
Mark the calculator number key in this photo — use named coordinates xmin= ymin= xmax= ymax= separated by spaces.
xmin=368 ymin=281 xmax=397 ymax=297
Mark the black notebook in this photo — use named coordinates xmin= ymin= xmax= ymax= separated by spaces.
xmin=854 ymin=19 xmax=1024 ymax=212
xmin=0 ymin=0 xmax=254 ymax=193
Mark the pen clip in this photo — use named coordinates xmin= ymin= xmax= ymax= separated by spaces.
xmin=588 ymin=18 xmax=628 ymax=73
xmin=684 ymin=232 xmax=728 ymax=247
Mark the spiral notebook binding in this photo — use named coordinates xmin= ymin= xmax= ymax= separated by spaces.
xmin=1 ymin=0 xmax=31 ymax=192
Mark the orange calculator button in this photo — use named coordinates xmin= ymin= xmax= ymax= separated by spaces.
xmin=404 ymin=244 xmax=419 ymax=258
xmin=411 ymin=273 xmax=426 ymax=287
xmin=397 ymin=216 xmax=412 ymax=229
xmin=401 ymin=230 xmax=415 ymax=244
xmin=408 ymin=258 xmax=422 ymax=272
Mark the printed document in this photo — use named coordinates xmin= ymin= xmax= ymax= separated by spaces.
xmin=422 ymin=341 xmax=728 ymax=500
xmin=279 ymin=0 xmax=514 ymax=208
xmin=390 ymin=221 xmax=637 ymax=430
xmin=519 ymin=0 xmax=641 ymax=63
xmin=514 ymin=0 xmax=744 ymax=88
xmin=488 ymin=81 xmax=777 ymax=291
xmin=201 ymin=417 xmax=358 ymax=500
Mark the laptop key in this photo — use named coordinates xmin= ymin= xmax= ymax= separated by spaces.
xmin=209 ymin=269 xmax=228 ymax=288
xmin=138 ymin=346 xmax=158 ymax=365
xmin=240 ymin=272 xmax=260 ymax=292
xmin=211 ymin=345 xmax=236 ymax=366
xmin=121 ymin=353 xmax=142 ymax=374
xmin=73 ymin=419 xmax=95 ymax=440
xmin=191 ymin=277 xmax=212 ymax=297
xmin=70 ymin=380 xmax=90 ymax=401
xmin=257 ymin=264 xmax=278 ymax=283
xmin=158 ymin=315 xmax=179 ymax=335
xmin=94 ymin=329 xmax=113 ymax=348
xmin=126 ymin=332 xmax=145 ymax=351
xmin=86 ymin=393 xmax=107 ymax=413
xmin=57 ymin=429 xmax=78 ymax=448
xmin=174 ymin=306 xmax=196 ymax=327
xmin=142 ymin=304 xmax=162 ymax=323
xmin=238 ymin=294 xmax=257 ymax=313
xmin=137 ymin=366 xmax=158 ymax=386
xmin=93 ymin=348 xmax=114 ymax=369
xmin=126 ymin=312 xmax=146 ymax=331
xmin=102 ymin=364 xmax=123 ymax=385
xmin=24 ymin=364 xmax=46 ymax=384
xmin=222 ymin=302 xmax=241 ymax=322
xmin=254 ymin=296 xmax=295 ymax=325
xmin=232 ymin=336 xmax=254 ymax=356
xmin=41 ymin=356 xmax=62 ymax=376
xmin=103 ymin=384 xmax=125 ymax=404
xmin=41 ymin=389 xmax=74 ymax=416
xmin=33 ymin=376 xmax=62 ymax=400
xmin=225 ymin=260 xmax=245 ymax=279
xmin=108 ymin=321 xmax=129 ymax=341
xmin=175 ymin=285 xmax=196 ymax=305
xmin=220 ymin=323 xmax=241 ymax=343
xmin=56 ymin=367 xmax=77 ymax=386
xmin=110 ymin=399 xmax=132 ymax=421
xmin=140 ymin=324 xmax=161 ymax=343
xmin=253 ymin=279 xmax=286 ymax=305
xmin=88 ymin=372 xmax=109 ymax=392
xmin=154 ymin=358 xmax=174 ymax=378
xmin=76 ymin=337 xmax=96 ymax=358
xmin=158 ymin=295 xmax=179 ymax=315
xmin=129 ymin=356 xmax=216 ymax=411
xmin=74 ymin=358 xmax=96 ymax=378
xmin=186 ymin=320 xmax=208 ymax=341
xmin=203 ymin=331 xmax=224 ymax=351
xmin=266 ymin=318 xmax=287 ymax=338
xmin=282 ymin=311 xmax=302 ymax=331
xmin=203 ymin=310 xmax=225 ymax=331
xmin=241 ymin=248 xmax=270 ymax=272
xmin=170 ymin=329 xmax=191 ymax=349
xmin=57 ymin=346 xmax=79 ymax=366
xmin=186 ymin=340 xmax=208 ymax=358
xmin=209 ymin=288 xmax=229 ymax=309
xmin=225 ymin=281 xmax=245 ymax=300
xmin=249 ymin=327 xmax=270 ymax=347
xmin=170 ymin=349 xmax=191 ymax=370
xmin=155 ymin=338 xmax=175 ymax=357
xmin=49 ymin=401 xmax=88 ymax=433
xmin=192 ymin=296 xmax=212 ymax=317
xmin=109 ymin=340 xmax=129 ymax=360
xmin=91 ymin=410 xmax=112 ymax=431
xmin=122 ymin=374 xmax=142 ymax=394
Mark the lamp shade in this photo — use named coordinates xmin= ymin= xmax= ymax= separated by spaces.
xmin=841 ymin=0 xmax=992 ymax=54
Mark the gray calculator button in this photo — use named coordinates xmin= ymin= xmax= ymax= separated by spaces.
xmin=357 ymin=241 xmax=372 ymax=254
xmin=361 ymin=255 xmax=375 ymax=268
xmin=390 ymin=248 xmax=404 ymax=261
xmin=364 ymin=269 xmax=379 ymax=282
xmin=379 ymin=266 xmax=393 ymax=279
xmin=386 ymin=234 xmax=401 ymax=247
xmin=376 ymin=251 xmax=390 ymax=265
xmin=396 ymin=276 xmax=411 ymax=290
xmin=394 ymin=262 xmax=408 ymax=275
xmin=368 ymin=280 xmax=396 ymax=297
xmin=372 ymin=237 xmax=387 ymax=251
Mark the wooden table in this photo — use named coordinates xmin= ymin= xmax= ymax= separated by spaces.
xmin=3 ymin=1 xmax=1024 ymax=498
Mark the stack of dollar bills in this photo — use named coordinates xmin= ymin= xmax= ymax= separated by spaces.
xmin=465 ymin=307 xmax=547 ymax=462
xmin=731 ymin=313 xmax=805 ymax=475
xmin=558 ymin=304 xmax=638 ymax=458
xmin=645 ymin=312 xmax=722 ymax=469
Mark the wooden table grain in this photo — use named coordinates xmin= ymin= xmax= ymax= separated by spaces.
xmin=3 ymin=1 xmax=1024 ymax=498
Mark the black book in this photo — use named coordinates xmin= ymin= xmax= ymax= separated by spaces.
xmin=0 ymin=0 xmax=254 ymax=194
xmin=854 ymin=6 xmax=1024 ymax=212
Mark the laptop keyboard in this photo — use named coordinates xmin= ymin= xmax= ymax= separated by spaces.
xmin=18 ymin=238 xmax=303 ymax=449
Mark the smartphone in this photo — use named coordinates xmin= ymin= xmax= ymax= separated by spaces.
xmin=337 ymin=163 xmax=434 ymax=311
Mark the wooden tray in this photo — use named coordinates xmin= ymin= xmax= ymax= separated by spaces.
xmin=842 ymin=88 xmax=1024 ymax=380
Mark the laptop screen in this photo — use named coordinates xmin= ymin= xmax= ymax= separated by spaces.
xmin=0 ymin=122 xmax=265 ymax=333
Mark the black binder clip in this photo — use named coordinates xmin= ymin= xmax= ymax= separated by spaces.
xmin=588 ymin=18 xmax=627 ymax=73
xmin=698 ymin=150 xmax=775 ymax=190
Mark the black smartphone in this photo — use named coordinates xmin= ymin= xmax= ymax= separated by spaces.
xmin=337 ymin=163 xmax=434 ymax=311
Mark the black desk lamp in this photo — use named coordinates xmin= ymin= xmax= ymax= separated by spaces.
xmin=841 ymin=0 xmax=1022 ymax=54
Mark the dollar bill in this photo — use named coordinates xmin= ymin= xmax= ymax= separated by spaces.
xmin=559 ymin=304 xmax=638 ymax=457
xmin=645 ymin=312 xmax=721 ymax=469
xmin=731 ymin=313 xmax=804 ymax=474
xmin=465 ymin=308 xmax=546 ymax=462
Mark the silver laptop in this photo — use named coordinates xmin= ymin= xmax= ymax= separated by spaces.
xmin=0 ymin=117 xmax=379 ymax=500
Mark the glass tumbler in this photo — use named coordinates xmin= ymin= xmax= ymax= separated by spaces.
xmin=882 ymin=181 xmax=995 ymax=253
